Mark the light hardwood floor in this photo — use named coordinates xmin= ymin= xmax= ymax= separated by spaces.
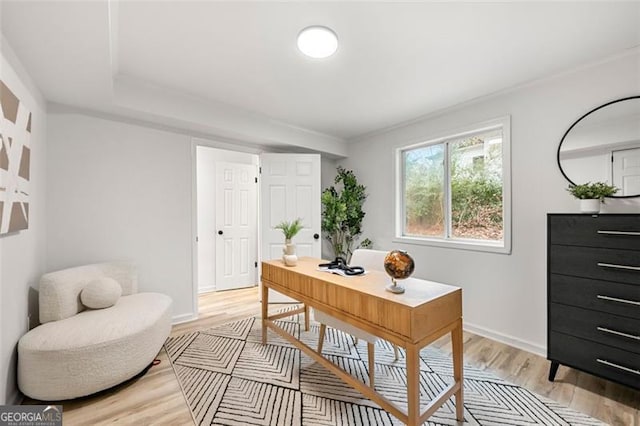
xmin=25 ymin=287 xmax=639 ymax=425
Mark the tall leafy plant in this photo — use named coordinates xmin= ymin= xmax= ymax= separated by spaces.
xmin=321 ymin=167 xmax=372 ymax=261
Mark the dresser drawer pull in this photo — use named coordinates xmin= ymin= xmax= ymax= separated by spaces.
xmin=596 ymin=359 xmax=640 ymax=376
xmin=597 ymin=326 xmax=640 ymax=341
xmin=597 ymin=262 xmax=640 ymax=271
xmin=597 ymin=230 xmax=640 ymax=236
xmin=597 ymin=295 xmax=640 ymax=306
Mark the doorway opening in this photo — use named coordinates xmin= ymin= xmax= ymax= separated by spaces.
xmin=192 ymin=146 xmax=323 ymax=318
xmin=195 ymin=145 xmax=260 ymax=299
xmin=612 ymin=147 xmax=640 ymax=196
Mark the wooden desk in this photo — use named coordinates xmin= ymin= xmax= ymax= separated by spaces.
xmin=261 ymin=257 xmax=464 ymax=425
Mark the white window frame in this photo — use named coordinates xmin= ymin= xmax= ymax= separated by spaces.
xmin=394 ymin=116 xmax=511 ymax=254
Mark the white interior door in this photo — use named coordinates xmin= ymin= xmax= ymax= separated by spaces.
xmin=612 ymin=147 xmax=640 ymax=195
xmin=260 ymin=154 xmax=321 ymax=302
xmin=215 ymin=161 xmax=258 ymax=291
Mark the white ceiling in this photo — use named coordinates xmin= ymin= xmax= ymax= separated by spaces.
xmin=1 ymin=1 xmax=639 ymax=150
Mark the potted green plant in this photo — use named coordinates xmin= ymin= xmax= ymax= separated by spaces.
xmin=567 ymin=182 xmax=618 ymax=213
xmin=275 ymin=218 xmax=303 ymax=266
xmin=321 ymin=167 xmax=372 ymax=262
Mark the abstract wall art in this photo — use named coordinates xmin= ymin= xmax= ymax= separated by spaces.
xmin=0 ymin=79 xmax=31 ymax=234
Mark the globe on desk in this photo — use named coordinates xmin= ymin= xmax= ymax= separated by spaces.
xmin=383 ymin=250 xmax=415 ymax=294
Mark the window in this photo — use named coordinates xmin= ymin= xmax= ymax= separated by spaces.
xmin=396 ymin=117 xmax=511 ymax=253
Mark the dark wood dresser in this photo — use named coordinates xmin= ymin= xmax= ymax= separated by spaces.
xmin=547 ymin=214 xmax=640 ymax=389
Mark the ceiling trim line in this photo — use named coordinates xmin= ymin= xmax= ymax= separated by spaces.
xmin=47 ymin=102 xmax=269 ymax=151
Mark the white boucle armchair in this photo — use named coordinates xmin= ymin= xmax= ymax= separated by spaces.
xmin=18 ymin=262 xmax=172 ymax=401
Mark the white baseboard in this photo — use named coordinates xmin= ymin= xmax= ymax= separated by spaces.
xmin=172 ymin=312 xmax=198 ymax=324
xmin=198 ymin=286 xmax=216 ymax=294
xmin=463 ymin=321 xmax=546 ymax=358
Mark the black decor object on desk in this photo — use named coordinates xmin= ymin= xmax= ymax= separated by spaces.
xmin=547 ymin=214 xmax=640 ymax=390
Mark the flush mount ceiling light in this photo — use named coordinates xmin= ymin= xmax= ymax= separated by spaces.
xmin=297 ymin=26 xmax=338 ymax=59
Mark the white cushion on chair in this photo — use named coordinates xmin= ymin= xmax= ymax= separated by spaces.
xmin=81 ymin=277 xmax=122 ymax=309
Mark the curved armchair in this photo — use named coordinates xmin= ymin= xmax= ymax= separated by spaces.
xmin=314 ymin=249 xmax=399 ymax=387
xmin=18 ymin=262 xmax=172 ymax=400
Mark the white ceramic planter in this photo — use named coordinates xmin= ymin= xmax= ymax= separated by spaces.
xmin=282 ymin=241 xmax=298 ymax=266
xmin=579 ymin=198 xmax=601 ymax=214
xmin=283 ymin=254 xmax=298 ymax=266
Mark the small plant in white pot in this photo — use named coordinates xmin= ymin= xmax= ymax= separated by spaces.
xmin=275 ymin=218 xmax=303 ymax=266
xmin=567 ymin=182 xmax=618 ymax=213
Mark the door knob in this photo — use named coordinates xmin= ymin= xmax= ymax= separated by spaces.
xmin=218 ymin=230 xmax=223 ymax=235
xmin=313 ymin=233 xmax=320 ymax=240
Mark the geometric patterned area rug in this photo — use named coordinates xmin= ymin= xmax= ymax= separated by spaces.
xmin=165 ymin=312 xmax=605 ymax=426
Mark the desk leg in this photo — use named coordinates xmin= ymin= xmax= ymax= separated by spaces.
xmin=452 ymin=319 xmax=464 ymax=421
xmin=317 ymin=324 xmax=327 ymax=353
xmin=367 ymin=342 xmax=375 ymax=388
xmin=261 ymin=283 xmax=268 ymax=345
xmin=304 ymin=305 xmax=310 ymax=331
xmin=406 ymin=343 xmax=419 ymax=426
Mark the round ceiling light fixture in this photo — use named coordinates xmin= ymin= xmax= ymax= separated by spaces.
xmin=297 ymin=26 xmax=338 ymax=59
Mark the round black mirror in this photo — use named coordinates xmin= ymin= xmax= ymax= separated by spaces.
xmin=557 ymin=96 xmax=640 ymax=198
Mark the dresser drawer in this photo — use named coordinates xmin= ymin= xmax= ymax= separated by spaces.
xmin=549 ymin=332 xmax=640 ymax=389
xmin=549 ymin=245 xmax=640 ymax=285
xmin=549 ymin=215 xmax=640 ymax=250
xmin=549 ymin=303 xmax=640 ymax=354
xmin=549 ymin=274 xmax=640 ymax=319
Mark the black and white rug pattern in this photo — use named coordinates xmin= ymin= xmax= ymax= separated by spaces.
xmin=165 ymin=313 xmax=604 ymax=426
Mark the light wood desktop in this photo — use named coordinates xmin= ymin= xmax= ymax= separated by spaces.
xmin=261 ymin=257 xmax=464 ymax=425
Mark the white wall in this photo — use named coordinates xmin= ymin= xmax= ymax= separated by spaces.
xmin=47 ymin=113 xmax=342 ymax=323
xmin=562 ymin=153 xmax=610 ymax=185
xmin=0 ymin=39 xmax=47 ymax=404
xmin=321 ymin=157 xmax=338 ymax=191
xmin=47 ymin=113 xmax=195 ymax=322
xmin=196 ymin=146 xmax=258 ymax=293
xmin=341 ymin=52 xmax=640 ymax=355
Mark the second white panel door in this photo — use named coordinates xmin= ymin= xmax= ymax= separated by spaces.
xmin=260 ymin=153 xmax=321 ymax=302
